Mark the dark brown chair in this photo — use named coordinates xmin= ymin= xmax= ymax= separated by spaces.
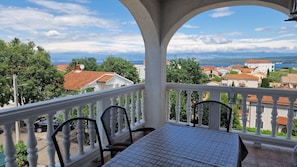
xmin=101 ymin=105 xmax=155 ymax=157
xmin=51 ymin=117 xmax=105 ymax=167
xmin=193 ymin=100 xmax=232 ymax=132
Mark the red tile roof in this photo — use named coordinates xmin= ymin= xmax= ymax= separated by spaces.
xmin=222 ymin=74 xmax=259 ymax=81
xmin=277 ymin=116 xmax=287 ymax=125
xmin=56 ymin=64 xmax=68 ymax=71
xmin=240 ymin=68 xmax=254 ymax=73
xmin=248 ymin=94 xmax=297 ymax=106
xmin=64 ymin=71 xmax=115 ymax=90
xmin=201 ymin=66 xmax=217 ymax=70
xmin=245 ymin=59 xmax=271 ymax=63
xmin=98 ymin=75 xmax=113 ymax=83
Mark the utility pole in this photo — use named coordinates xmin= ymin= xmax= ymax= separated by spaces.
xmin=13 ymin=74 xmax=21 ymax=143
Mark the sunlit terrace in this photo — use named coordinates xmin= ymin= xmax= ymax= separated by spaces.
xmin=1 ymin=0 xmax=297 ymax=166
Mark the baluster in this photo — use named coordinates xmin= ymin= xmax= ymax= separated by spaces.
xmin=166 ymin=89 xmax=171 ymax=121
xmin=141 ymin=89 xmax=145 ymax=123
xmin=287 ymin=97 xmax=296 ymax=139
xmin=130 ymin=92 xmax=135 ymax=126
xmin=256 ymin=95 xmax=263 ymax=135
xmin=197 ymin=92 xmax=203 ymax=127
xmin=88 ymin=104 xmax=95 ymax=149
xmin=26 ymin=118 xmax=38 ymax=167
xmin=63 ymin=109 xmax=71 ymax=163
xmin=111 ymin=97 xmax=116 ymax=105
xmin=124 ymin=94 xmax=130 ymax=131
xmin=271 ymin=96 xmax=279 ymax=137
xmin=4 ymin=123 xmax=17 ymax=167
xmin=110 ymin=104 xmax=116 ymax=137
xmin=76 ymin=106 xmax=84 ymax=154
xmin=186 ymin=90 xmax=192 ymax=126
xmin=241 ymin=93 xmax=248 ymax=133
xmin=228 ymin=92 xmax=234 ymax=131
xmin=175 ymin=90 xmax=181 ymax=122
xmin=118 ymin=96 xmax=123 ymax=132
xmin=136 ymin=90 xmax=141 ymax=124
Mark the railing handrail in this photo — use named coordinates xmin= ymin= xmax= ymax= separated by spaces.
xmin=0 ymin=84 xmax=145 ymax=124
xmin=167 ymin=83 xmax=297 ymax=98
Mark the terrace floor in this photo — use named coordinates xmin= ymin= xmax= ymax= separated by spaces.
xmin=242 ymin=141 xmax=294 ymax=167
xmin=0 ymin=130 xmax=295 ymax=166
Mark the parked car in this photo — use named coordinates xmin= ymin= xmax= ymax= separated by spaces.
xmin=34 ymin=117 xmax=61 ymax=133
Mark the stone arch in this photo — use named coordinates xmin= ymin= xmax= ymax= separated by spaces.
xmin=119 ymin=0 xmax=292 ymax=128
xmin=161 ymin=0 xmax=290 ymax=49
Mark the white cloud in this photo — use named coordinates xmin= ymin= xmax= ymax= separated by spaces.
xmin=167 ymin=33 xmax=297 ymax=53
xmin=45 ymin=30 xmax=61 ymax=37
xmin=28 ymin=0 xmax=93 ymax=15
xmin=210 ymin=7 xmax=233 ymax=18
xmin=182 ymin=24 xmax=199 ymax=29
xmin=254 ymin=27 xmax=270 ymax=32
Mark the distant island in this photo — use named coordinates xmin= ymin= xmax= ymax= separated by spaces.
xmin=51 ymin=52 xmax=297 ymax=70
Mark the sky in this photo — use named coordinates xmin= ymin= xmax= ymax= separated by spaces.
xmin=1 ymin=0 xmax=297 ymax=60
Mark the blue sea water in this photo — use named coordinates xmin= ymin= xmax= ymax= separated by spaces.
xmin=129 ymin=61 xmax=297 ymax=70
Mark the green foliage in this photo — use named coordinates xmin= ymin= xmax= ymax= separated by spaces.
xmin=0 ymin=38 xmax=64 ymax=105
xmin=166 ymin=57 xmax=209 ymax=84
xmin=98 ymin=56 xmax=140 ymax=83
xmin=15 ymin=140 xmax=28 ymax=166
xmin=0 ymin=144 xmax=3 ymax=153
xmin=227 ymin=70 xmax=238 ymax=74
xmin=167 ymin=57 xmax=209 ymax=122
xmin=67 ymin=57 xmax=98 ymax=72
xmin=212 ymin=76 xmax=221 ymax=82
xmin=267 ymin=68 xmax=297 ymax=82
xmin=260 ymin=78 xmax=270 ymax=88
xmin=292 ymin=119 xmax=297 ymax=136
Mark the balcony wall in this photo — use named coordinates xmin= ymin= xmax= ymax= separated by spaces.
xmin=1 ymin=83 xmax=297 ymax=166
xmin=167 ymin=83 xmax=297 ymax=148
xmin=0 ymin=84 xmax=145 ymax=167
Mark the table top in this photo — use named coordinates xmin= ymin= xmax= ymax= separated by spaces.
xmin=103 ymin=123 xmax=247 ymax=167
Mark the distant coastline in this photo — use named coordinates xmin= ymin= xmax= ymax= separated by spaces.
xmin=51 ymin=52 xmax=297 ymax=70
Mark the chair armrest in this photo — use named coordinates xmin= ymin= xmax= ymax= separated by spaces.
xmin=131 ymin=127 xmax=155 ymax=133
xmin=103 ymin=145 xmax=126 ymax=152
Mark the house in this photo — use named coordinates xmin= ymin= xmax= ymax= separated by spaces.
xmin=64 ymin=65 xmax=133 ymax=93
xmin=281 ymin=73 xmax=297 ymax=89
xmin=201 ymin=66 xmax=222 ymax=79
xmin=244 ymin=59 xmax=275 ymax=73
xmin=247 ymin=94 xmax=297 ymax=132
xmin=221 ymin=73 xmax=259 ymax=88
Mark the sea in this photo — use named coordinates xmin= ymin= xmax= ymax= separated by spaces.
xmin=51 ymin=52 xmax=297 ymax=70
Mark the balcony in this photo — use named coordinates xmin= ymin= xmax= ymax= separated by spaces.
xmin=0 ymin=83 xmax=297 ymax=166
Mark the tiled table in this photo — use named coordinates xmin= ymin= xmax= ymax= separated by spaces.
xmin=103 ymin=123 xmax=248 ymax=167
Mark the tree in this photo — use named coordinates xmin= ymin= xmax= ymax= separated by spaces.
xmin=0 ymin=38 xmax=64 ymax=105
xmin=167 ymin=57 xmax=210 ymax=122
xmin=167 ymin=57 xmax=209 ymax=84
xmin=67 ymin=57 xmax=98 ymax=72
xmin=260 ymin=78 xmax=270 ymax=88
xmin=98 ymin=56 xmax=140 ymax=83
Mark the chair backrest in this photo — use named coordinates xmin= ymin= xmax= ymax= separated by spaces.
xmin=193 ymin=100 xmax=232 ymax=132
xmin=51 ymin=117 xmax=104 ymax=167
xmin=101 ymin=105 xmax=133 ymax=146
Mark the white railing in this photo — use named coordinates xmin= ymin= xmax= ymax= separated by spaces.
xmin=0 ymin=84 xmax=145 ymax=167
xmin=1 ymin=83 xmax=297 ymax=166
xmin=166 ymin=83 xmax=297 ymax=148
